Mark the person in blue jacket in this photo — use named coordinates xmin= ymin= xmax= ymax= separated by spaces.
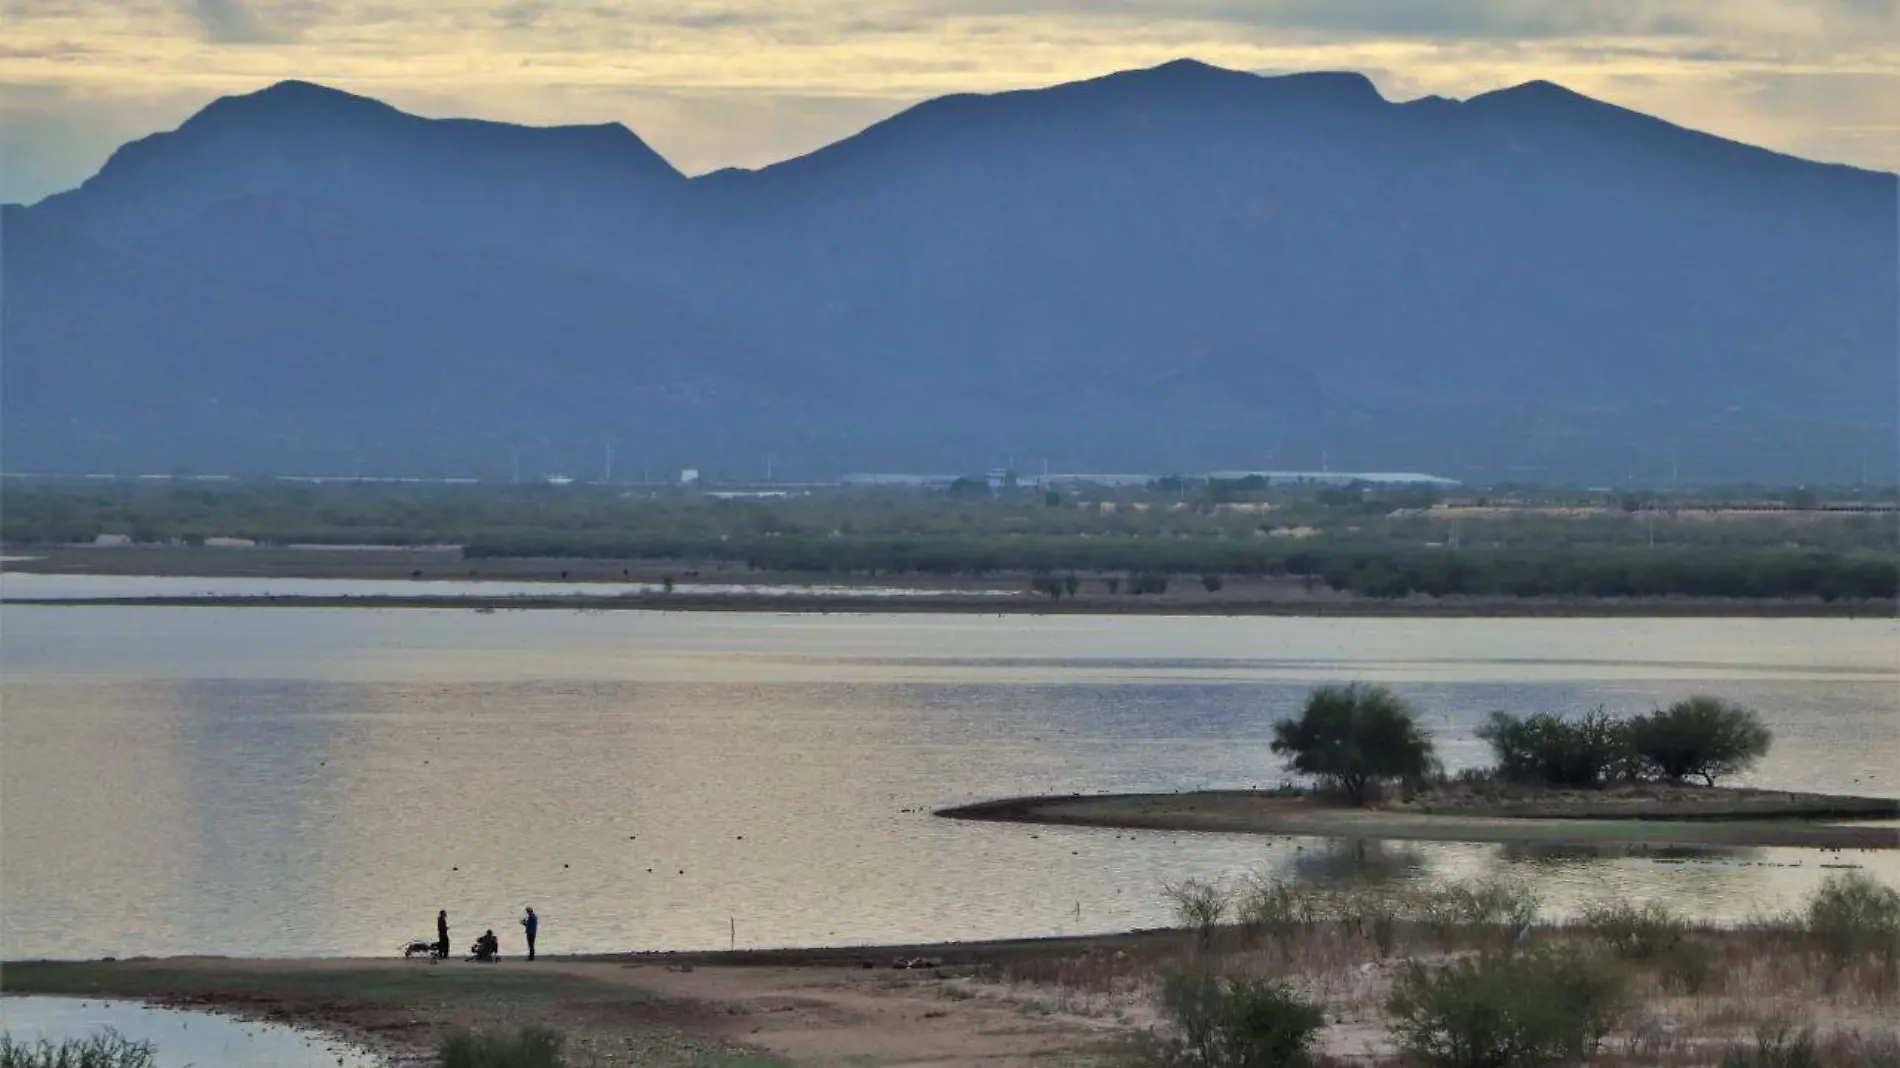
xmin=520 ymin=907 xmax=538 ymax=961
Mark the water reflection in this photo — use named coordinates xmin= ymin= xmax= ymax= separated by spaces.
xmin=1497 ymin=842 xmax=1752 ymax=865
xmin=1276 ymin=840 xmax=1431 ymax=886
xmin=0 ymin=998 xmax=381 ymax=1068
xmin=1 ymin=608 xmax=1895 ymax=959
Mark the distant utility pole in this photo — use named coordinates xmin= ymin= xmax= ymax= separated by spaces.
xmin=766 ymin=453 xmax=774 ymax=482
xmin=511 ymin=449 xmax=521 ymax=485
xmin=604 ymin=437 xmax=615 ymax=484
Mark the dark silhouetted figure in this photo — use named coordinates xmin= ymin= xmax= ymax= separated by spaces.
xmin=471 ymin=930 xmax=499 ymax=962
xmin=436 ymin=910 xmax=449 ymax=960
xmin=521 ymin=907 xmax=538 ymax=961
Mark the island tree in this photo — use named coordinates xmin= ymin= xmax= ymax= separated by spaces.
xmin=1270 ymin=683 xmax=1437 ymax=805
xmin=1627 ymin=696 xmax=1772 ymax=786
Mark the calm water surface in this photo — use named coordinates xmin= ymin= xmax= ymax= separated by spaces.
xmin=2 ymin=608 xmax=1895 ymax=960
xmin=0 ymin=997 xmax=382 ymax=1067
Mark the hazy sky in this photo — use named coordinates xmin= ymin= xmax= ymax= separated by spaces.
xmin=2 ymin=0 xmax=1896 ymax=202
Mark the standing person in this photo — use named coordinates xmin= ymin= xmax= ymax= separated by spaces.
xmin=520 ymin=907 xmax=538 ymax=961
xmin=436 ymin=910 xmax=450 ymax=960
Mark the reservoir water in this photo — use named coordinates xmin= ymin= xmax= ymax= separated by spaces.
xmin=2 ymin=606 xmax=1895 ymax=960
xmin=0 ymin=997 xmax=382 ymax=1067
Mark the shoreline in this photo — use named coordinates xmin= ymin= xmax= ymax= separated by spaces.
xmin=4 ymin=546 xmax=1893 ymax=617
xmin=10 ymin=911 xmax=1899 ymax=1068
xmin=0 ymin=931 xmax=1178 ymax=1067
xmin=937 ymin=789 xmax=1900 ymax=850
xmin=5 ymin=594 xmax=1892 ymax=618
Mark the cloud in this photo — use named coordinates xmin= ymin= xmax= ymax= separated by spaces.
xmin=0 ymin=41 xmax=95 ymax=60
xmin=0 ymin=0 xmax=1894 ymax=201
xmin=181 ymin=0 xmax=293 ymax=43
xmin=493 ymin=2 xmax=549 ymax=29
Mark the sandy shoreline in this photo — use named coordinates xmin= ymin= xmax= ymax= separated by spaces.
xmin=11 ymin=912 xmax=1900 ymax=1068
xmin=1 ymin=935 xmax=1166 ymax=1067
xmin=937 ymin=790 xmax=1900 ymax=850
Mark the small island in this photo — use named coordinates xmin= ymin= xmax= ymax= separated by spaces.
xmin=940 ymin=687 xmax=1900 ymax=850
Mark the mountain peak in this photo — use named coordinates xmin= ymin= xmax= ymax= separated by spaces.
xmin=1143 ymin=57 xmax=1241 ymax=80
xmin=33 ymin=77 xmax=683 ymax=238
xmin=187 ymin=79 xmax=403 ymax=130
xmin=1468 ymin=77 xmax=1618 ymax=114
xmin=1104 ymin=59 xmax=1383 ymax=103
xmin=251 ymin=78 xmax=377 ymax=102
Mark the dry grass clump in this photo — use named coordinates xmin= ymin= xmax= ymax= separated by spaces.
xmin=0 ymin=1033 xmax=157 ymax=1068
xmin=976 ymin=873 xmax=1900 ymax=1068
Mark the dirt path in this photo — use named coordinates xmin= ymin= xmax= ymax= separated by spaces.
xmin=596 ymin=961 xmax=1121 ymax=1067
xmin=1 ymin=956 xmax=1124 ymax=1067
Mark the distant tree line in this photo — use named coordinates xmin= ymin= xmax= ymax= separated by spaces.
xmin=2 ymin=483 xmax=1893 ymax=600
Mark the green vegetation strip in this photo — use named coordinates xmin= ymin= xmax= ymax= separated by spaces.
xmin=5 ymin=480 xmax=1895 ymax=601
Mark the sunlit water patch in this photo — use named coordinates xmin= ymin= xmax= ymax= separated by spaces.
xmin=1 ymin=609 xmax=1894 ymax=958
xmin=0 ymin=997 xmax=383 ymax=1067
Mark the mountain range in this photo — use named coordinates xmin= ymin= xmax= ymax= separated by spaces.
xmin=4 ymin=60 xmax=1895 ymax=483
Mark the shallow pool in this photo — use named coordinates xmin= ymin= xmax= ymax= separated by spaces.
xmin=0 ymin=997 xmax=384 ymax=1068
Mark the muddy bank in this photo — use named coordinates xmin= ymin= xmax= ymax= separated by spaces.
xmin=938 ymin=790 xmax=1900 ymax=850
xmin=0 ymin=952 xmax=1128 ymax=1068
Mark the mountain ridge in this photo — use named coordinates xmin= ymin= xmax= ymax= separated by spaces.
xmin=4 ymin=60 xmax=1894 ymax=482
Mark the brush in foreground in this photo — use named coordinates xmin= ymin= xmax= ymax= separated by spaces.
xmin=436 ymin=1026 xmax=568 ymax=1068
xmin=0 ymin=1032 xmax=157 ymax=1068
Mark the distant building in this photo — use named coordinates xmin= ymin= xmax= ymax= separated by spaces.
xmin=1030 ymin=473 xmax=1155 ymax=489
xmin=680 ymin=468 xmax=701 ymax=485
xmin=838 ymin=473 xmax=961 ymax=489
xmin=1203 ymin=470 xmax=1459 ymax=487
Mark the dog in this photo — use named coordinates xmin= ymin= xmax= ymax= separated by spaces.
xmin=402 ymin=939 xmax=443 ymax=960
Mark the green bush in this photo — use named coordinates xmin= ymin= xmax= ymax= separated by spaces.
xmin=1165 ymin=879 xmax=1230 ymax=948
xmin=1270 ymin=684 xmax=1437 ymax=805
xmin=1155 ymin=972 xmax=1326 ymax=1068
xmin=1477 ymin=708 xmax=1633 ymax=788
xmin=1237 ymin=878 xmax=1321 ymax=951
xmin=1626 ymin=697 xmax=1772 ymax=786
xmin=1837 ymin=1032 xmax=1900 ymax=1068
xmin=0 ymin=1033 xmax=156 ymax=1068
xmin=1805 ymin=872 xmax=1900 ymax=977
xmin=1201 ymin=573 xmax=1224 ymax=592
xmin=1580 ymin=900 xmax=1721 ymax=993
xmin=1387 ymin=947 xmax=1629 ymax=1068
xmin=1132 ymin=573 xmax=1172 ymax=595
xmin=1719 ymin=1026 xmax=1820 ymax=1068
xmin=1580 ymin=900 xmax=1688 ymax=960
xmin=1413 ymin=879 xmax=1541 ymax=949
xmin=437 ymin=1027 xmax=567 ymax=1068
